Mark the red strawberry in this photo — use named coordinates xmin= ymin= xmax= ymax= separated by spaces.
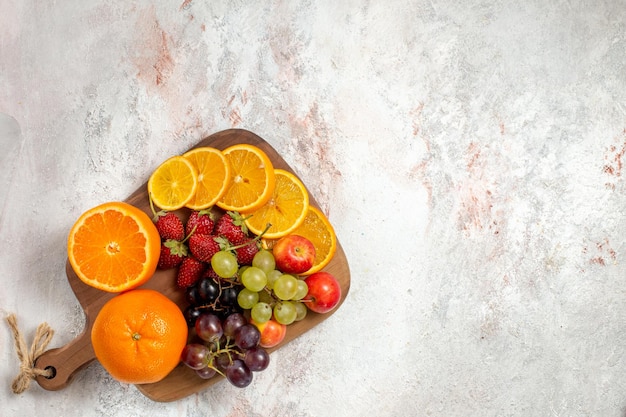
xmin=186 ymin=209 xmax=215 ymax=236
xmin=215 ymin=211 xmax=248 ymax=245
xmin=176 ymin=256 xmax=206 ymax=288
xmin=201 ymin=267 xmax=221 ymax=281
xmin=149 ymin=195 xmax=184 ymax=240
xmin=157 ymin=239 xmax=188 ymax=269
xmin=154 ymin=211 xmax=185 ymax=241
xmin=235 ymin=239 xmax=260 ymax=266
xmin=189 ymin=234 xmax=221 ymax=263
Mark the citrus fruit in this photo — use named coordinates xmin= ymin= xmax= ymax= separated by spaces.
xmin=182 ymin=147 xmax=231 ymax=210
xmin=148 ymin=155 xmax=198 ymax=210
xmin=245 ymin=169 xmax=309 ymax=239
xmin=288 ymin=206 xmax=337 ymax=275
xmin=67 ymin=201 xmax=161 ymax=292
xmin=91 ymin=289 xmax=188 ymax=384
xmin=216 ymin=144 xmax=276 ymax=213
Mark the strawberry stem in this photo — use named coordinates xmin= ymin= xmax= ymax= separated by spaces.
xmin=148 ymin=192 xmax=158 ymax=218
xmin=148 ymin=192 xmax=167 ymax=221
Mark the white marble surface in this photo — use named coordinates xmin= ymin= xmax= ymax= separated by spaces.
xmin=2 ymin=0 xmax=626 ymax=416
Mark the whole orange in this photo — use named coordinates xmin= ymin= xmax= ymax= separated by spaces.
xmin=91 ymin=289 xmax=188 ymax=384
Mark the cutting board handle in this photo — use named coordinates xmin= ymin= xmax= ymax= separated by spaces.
xmin=35 ymin=327 xmax=96 ymax=391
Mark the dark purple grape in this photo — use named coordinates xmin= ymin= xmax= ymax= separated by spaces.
xmin=223 ymin=313 xmax=247 ymax=338
xmin=244 ymin=346 xmax=270 ymax=372
xmin=219 ymin=287 xmax=239 ymax=307
xmin=215 ymin=352 xmax=233 ymax=372
xmin=195 ymin=366 xmax=217 ymax=380
xmin=234 ymin=324 xmax=260 ymax=350
xmin=184 ymin=306 xmax=202 ymax=327
xmin=198 ymin=277 xmax=219 ymax=302
xmin=180 ymin=343 xmax=210 ymax=370
xmin=195 ymin=313 xmax=223 ymax=343
xmin=225 ymin=359 xmax=253 ymax=388
xmin=185 ymin=286 xmax=202 ymax=305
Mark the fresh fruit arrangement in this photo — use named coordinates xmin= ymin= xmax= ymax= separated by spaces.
xmin=148 ymin=144 xmax=341 ymax=388
xmin=65 ymin=141 xmax=343 ymax=391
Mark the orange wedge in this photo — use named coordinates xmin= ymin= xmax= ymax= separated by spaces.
xmin=245 ymin=169 xmax=309 ymax=239
xmin=183 ymin=147 xmax=231 ymax=210
xmin=287 ymin=206 xmax=337 ymax=275
xmin=148 ymin=155 xmax=198 ymax=211
xmin=216 ymin=144 xmax=276 ymax=213
xmin=67 ymin=202 xmax=161 ymax=292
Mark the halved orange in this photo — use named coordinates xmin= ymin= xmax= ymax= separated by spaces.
xmin=67 ymin=202 xmax=161 ymax=292
xmin=245 ymin=169 xmax=309 ymax=239
xmin=216 ymin=144 xmax=276 ymax=213
xmin=288 ymin=206 xmax=337 ymax=275
xmin=148 ymin=155 xmax=198 ymax=211
xmin=183 ymin=147 xmax=231 ymax=210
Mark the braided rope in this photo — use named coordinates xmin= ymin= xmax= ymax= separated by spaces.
xmin=6 ymin=314 xmax=55 ymax=394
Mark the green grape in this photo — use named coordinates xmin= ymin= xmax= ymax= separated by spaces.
xmin=238 ymin=265 xmax=250 ymax=276
xmin=212 ymin=251 xmax=238 ymax=278
xmin=237 ymin=288 xmax=259 ymax=309
xmin=266 ymin=270 xmax=282 ymax=290
xmin=258 ymin=289 xmax=274 ymax=304
xmin=273 ymin=274 xmax=298 ymax=300
xmin=250 ymin=302 xmax=272 ymax=323
xmin=292 ymin=279 xmax=308 ymax=300
xmin=252 ymin=250 xmax=276 ymax=274
xmin=241 ymin=266 xmax=267 ymax=292
xmin=273 ymin=301 xmax=297 ymax=325
xmin=294 ymin=301 xmax=308 ymax=321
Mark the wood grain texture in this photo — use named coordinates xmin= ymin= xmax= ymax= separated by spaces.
xmin=34 ymin=129 xmax=351 ymax=402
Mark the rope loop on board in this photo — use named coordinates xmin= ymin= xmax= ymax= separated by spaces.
xmin=5 ymin=314 xmax=55 ymax=394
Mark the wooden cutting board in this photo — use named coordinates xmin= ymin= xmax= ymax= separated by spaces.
xmin=34 ymin=129 xmax=351 ymax=402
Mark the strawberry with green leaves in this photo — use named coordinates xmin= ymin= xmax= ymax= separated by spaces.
xmin=215 ymin=211 xmax=249 ymax=245
xmin=189 ymin=234 xmax=222 ymax=263
xmin=149 ymin=194 xmax=184 ymax=241
xmin=186 ymin=209 xmax=215 ymax=236
xmin=157 ymin=239 xmax=188 ymax=269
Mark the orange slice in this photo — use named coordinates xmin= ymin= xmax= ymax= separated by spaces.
xmin=288 ymin=206 xmax=337 ymax=275
xmin=67 ymin=202 xmax=161 ymax=292
xmin=245 ymin=169 xmax=309 ymax=239
xmin=183 ymin=147 xmax=231 ymax=210
xmin=216 ymin=144 xmax=276 ymax=213
xmin=148 ymin=155 xmax=198 ymax=211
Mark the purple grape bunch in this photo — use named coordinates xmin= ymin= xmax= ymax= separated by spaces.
xmin=180 ymin=311 xmax=270 ymax=388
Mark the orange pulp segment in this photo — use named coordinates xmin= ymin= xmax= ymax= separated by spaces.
xmin=183 ymin=147 xmax=231 ymax=210
xmin=245 ymin=169 xmax=309 ymax=239
xmin=216 ymin=144 xmax=276 ymax=213
xmin=148 ymin=155 xmax=198 ymax=211
xmin=67 ymin=202 xmax=161 ymax=292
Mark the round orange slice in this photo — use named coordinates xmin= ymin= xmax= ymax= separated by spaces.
xmin=216 ymin=144 xmax=276 ymax=213
xmin=67 ymin=202 xmax=161 ymax=292
xmin=183 ymin=147 xmax=231 ymax=210
xmin=245 ymin=169 xmax=309 ymax=239
xmin=288 ymin=206 xmax=337 ymax=275
xmin=148 ymin=155 xmax=198 ymax=211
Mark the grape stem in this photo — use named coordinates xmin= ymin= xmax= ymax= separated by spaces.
xmin=192 ymin=278 xmax=242 ymax=312
xmin=203 ymin=336 xmax=246 ymax=378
